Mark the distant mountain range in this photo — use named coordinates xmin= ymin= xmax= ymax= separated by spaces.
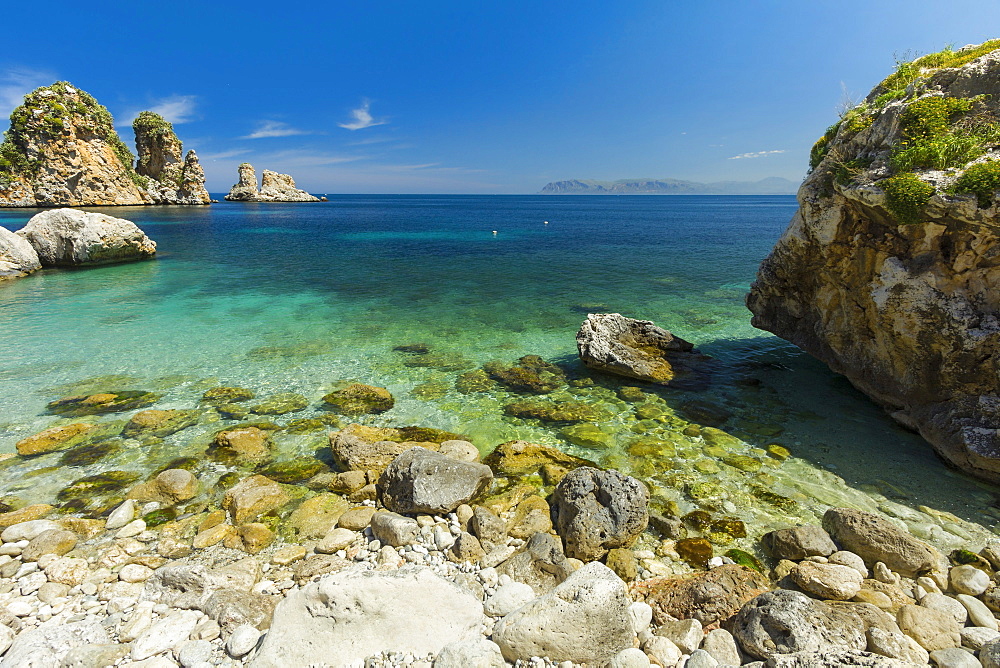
xmin=539 ymin=176 xmax=799 ymax=195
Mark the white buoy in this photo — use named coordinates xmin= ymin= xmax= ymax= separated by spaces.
xmin=492 ymin=230 xmax=498 ymax=235
xmin=544 ymin=220 xmax=549 ymax=224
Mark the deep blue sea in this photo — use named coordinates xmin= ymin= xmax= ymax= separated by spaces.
xmin=1 ymin=195 xmax=996 ymax=548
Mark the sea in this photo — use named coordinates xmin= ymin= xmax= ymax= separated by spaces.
xmin=0 ymin=194 xmax=997 ymax=554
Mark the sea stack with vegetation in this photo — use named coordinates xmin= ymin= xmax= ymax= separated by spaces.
xmin=747 ymin=41 xmax=1000 ymax=483
xmin=0 ymin=82 xmax=209 ymax=208
xmin=224 ymin=163 xmax=321 ymax=202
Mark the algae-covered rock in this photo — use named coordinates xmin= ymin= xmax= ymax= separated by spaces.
xmin=222 ymin=475 xmax=292 ymax=524
xmin=676 ymin=537 xmax=714 ymax=568
xmin=288 ymin=493 xmax=349 ymax=539
xmin=202 ymin=387 xmax=255 ymax=404
xmin=249 ymin=393 xmax=308 ymax=416
xmin=483 ymin=440 xmax=596 ymax=476
xmin=121 ymin=409 xmax=198 ymax=438
xmin=322 ymin=384 xmax=395 ymax=415
xmin=576 ymin=313 xmax=696 ymax=385
xmin=259 ymin=457 xmax=328 ymax=484
xmin=16 ymin=423 xmax=96 ymax=456
xmin=328 ymin=423 xmax=454 ymax=473
xmin=725 ymin=548 xmax=764 ymax=573
xmin=211 ymin=427 xmax=273 ymax=466
xmin=57 ymin=471 xmax=141 ymax=502
xmin=128 ymin=469 xmax=199 ymax=505
xmin=59 ymin=439 xmax=123 ymax=467
xmin=402 ymin=352 xmax=473 ymax=371
xmin=456 ymin=369 xmax=496 ymax=394
xmin=559 ymin=423 xmax=615 ymax=449
xmin=284 ymin=417 xmax=337 ymax=434
xmin=47 ymin=391 xmax=161 ymax=417
xmin=484 ymin=355 xmax=566 ymax=394
xmin=503 ymin=399 xmax=605 ymax=423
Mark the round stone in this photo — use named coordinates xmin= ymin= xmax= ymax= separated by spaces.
xmin=226 ymin=624 xmax=261 ymax=658
xmin=951 ymin=565 xmax=991 ymax=596
xmin=119 ymin=564 xmax=154 ymax=583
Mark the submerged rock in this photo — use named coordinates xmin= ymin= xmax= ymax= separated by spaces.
xmin=249 ymin=392 xmax=308 ymax=415
xmin=16 ymin=422 xmax=96 ymax=456
xmin=503 ymin=399 xmax=606 ymax=423
xmin=121 ymin=409 xmax=198 ymax=438
xmin=17 ymin=208 xmax=156 ymax=266
xmin=47 ymin=390 xmax=161 ymax=416
xmin=202 ymin=386 xmax=255 ymax=404
xmin=483 ymin=439 xmax=596 ymax=477
xmin=483 ymin=355 xmax=566 ymax=394
xmin=322 ymin=383 xmax=395 ymax=415
xmin=576 ymin=312 xmax=697 ymax=385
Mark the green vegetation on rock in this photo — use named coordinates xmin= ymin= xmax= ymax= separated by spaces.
xmin=882 ymin=172 xmax=936 ymax=224
xmin=952 ymin=159 xmax=1000 ymax=206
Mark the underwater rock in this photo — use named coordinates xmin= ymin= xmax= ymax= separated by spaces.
xmin=393 ymin=343 xmax=431 ymax=354
xmin=455 ymin=369 xmax=496 ymax=394
xmin=483 ymin=355 xmax=566 ymax=394
xmin=59 ymin=438 xmax=123 ymax=467
xmin=57 ymin=471 xmax=142 ymax=503
xmin=403 ymin=352 xmax=473 ymax=371
xmin=202 ymin=387 xmax=255 ymax=404
xmin=16 ymin=423 xmax=96 ymax=456
xmin=503 ymin=399 xmax=605 ymax=423
xmin=330 ymin=424 xmax=439 ymax=473
xmin=211 ymin=427 xmax=273 ymax=466
xmin=249 ymin=392 xmax=308 ymax=415
xmin=18 ymin=209 xmax=156 ymax=266
xmin=576 ymin=313 xmax=695 ymax=385
xmin=47 ymin=390 xmax=161 ymax=417
xmin=288 ymin=492 xmax=350 ymax=539
xmin=676 ymin=537 xmax=714 ymax=568
xmin=483 ymin=440 xmax=596 ymax=477
xmin=322 ymin=384 xmax=395 ymax=415
xmin=128 ymin=469 xmax=199 ymax=505
xmin=121 ymin=409 xmax=198 ymax=438
xmin=559 ymin=423 xmax=615 ymax=449
xmin=551 ymin=467 xmax=649 ymax=561
xmin=259 ymin=457 xmax=328 ymax=484
xmin=284 ymin=416 xmax=338 ymax=434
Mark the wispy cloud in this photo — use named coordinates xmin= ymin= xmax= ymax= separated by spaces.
xmin=339 ymin=99 xmax=387 ymax=131
xmin=199 ymin=148 xmax=251 ymax=160
xmin=0 ymin=67 xmax=56 ymax=119
xmin=347 ymin=135 xmax=398 ymax=146
xmin=243 ymin=120 xmax=308 ymax=139
xmin=117 ymin=94 xmax=197 ymax=126
xmin=728 ymin=149 xmax=786 ymax=160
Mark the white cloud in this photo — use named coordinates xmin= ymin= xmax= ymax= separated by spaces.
xmin=118 ymin=94 xmax=197 ymax=126
xmin=728 ymin=149 xmax=786 ymax=160
xmin=199 ymin=148 xmax=251 ymax=160
xmin=339 ymin=99 xmax=387 ymax=131
xmin=243 ymin=120 xmax=308 ymax=139
xmin=0 ymin=67 xmax=56 ymax=119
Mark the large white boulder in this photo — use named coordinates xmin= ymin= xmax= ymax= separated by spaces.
xmin=492 ymin=561 xmax=634 ymax=665
xmin=17 ymin=208 xmax=156 ymax=266
xmin=249 ymin=565 xmax=484 ymax=667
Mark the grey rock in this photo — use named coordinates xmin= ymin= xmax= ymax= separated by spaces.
xmin=433 ymin=639 xmax=505 ymax=668
xmin=921 ymin=592 xmax=969 ymax=625
xmin=822 ymin=508 xmax=942 ymax=577
xmin=642 ymin=636 xmax=681 ymax=667
xmin=200 ymin=588 xmax=275 ymax=637
xmin=896 ymin=603 xmax=962 ymax=651
xmin=18 ymin=208 xmax=156 ymax=266
xmin=765 ymin=650 xmax=913 ymax=667
xmin=762 ymin=526 xmax=837 ymax=560
xmin=790 ymin=561 xmax=863 ymax=600
xmin=484 ymin=581 xmax=535 ymax=617
xmin=447 ymin=532 xmax=486 ymax=564
xmin=961 ymin=626 xmax=1000 ymax=650
xmin=470 ymin=506 xmax=506 ymax=548
xmin=685 ymin=650 xmax=719 ymax=668
xmin=495 ymin=532 xmax=574 ymax=595
xmin=225 ymin=164 xmax=319 ymax=202
xmin=703 ymin=628 xmax=741 ymax=666
xmin=250 ymin=565 xmax=483 ymax=667
xmin=982 ymin=637 xmax=1000 ymax=668
xmin=551 ymin=466 xmax=648 ymax=561
xmin=1 ymin=619 xmax=109 ymax=668
xmin=608 ymin=647 xmax=652 ymax=667
xmin=131 ymin=610 xmax=200 ymax=661
xmin=928 ymin=647 xmax=981 ymax=668
xmin=370 ymin=511 xmax=420 ymax=547
xmin=1 ymin=520 xmax=61 ymax=543
xmin=865 ymin=627 xmax=928 ymax=664
xmin=380 ymin=448 xmax=493 ymax=515
xmin=59 ymin=643 xmax=130 ymax=668
xmin=492 ymin=562 xmax=634 ymax=665
xmin=656 ymin=618 xmax=703 ymax=654
xmin=176 ymin=640 xmax=214 ymax=668
xmin=951 ymin=565 xmax=991 ymax=596
xmin=730 ymin=589 xmax=866 ymax=660
xmin=0 ymin=225 xmax=40 ymax=280
xmin=957 ymin=594 xmax=998 ymax=630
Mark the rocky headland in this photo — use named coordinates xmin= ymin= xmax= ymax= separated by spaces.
xmin=224 ymin=164 xmax=321 ymax=203
xmin=0 ymin=316 xmax=996 ymax=666
xmin=0 ymin=82 xmax=209 ymax=208
xmin=747 ymin=41 xmax=1000 ymax=484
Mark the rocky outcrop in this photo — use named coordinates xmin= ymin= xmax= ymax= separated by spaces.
xmin=224 ymin=164 xmax=320 ymax=202
xmin=17 ymin=208 xmax=156 ymax=266
xmin=746 ymin=42 xmax=1000 ymax=482
xmin=0 ymin=225 xmax=40 ymax=279
xmin=133 ymin=112 xmax=210 ymax=205
xmin=0 ymin=82 xmax=209 ymax=207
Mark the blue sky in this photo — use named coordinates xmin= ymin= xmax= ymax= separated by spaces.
xmin=2 ymin=1 xmax=1000 ymax=193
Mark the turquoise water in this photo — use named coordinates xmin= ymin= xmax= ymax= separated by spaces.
xmin=1 ymin=195 xmax=997 ymax=551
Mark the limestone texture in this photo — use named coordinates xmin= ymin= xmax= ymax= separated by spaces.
xmin=822 ymin=508 xmax=941 ymax=577
xmin=0 ymin=225 xmax=40 ymax=279
xmin=576 ymin=312 xmax=698 ymax=385
xmin=18 ymin=209 xmax=156 ymax=266
xmin=133 ymin=111 xmax=210 ymax=204
xmin=224 ymin=163 xmax=320 ymax=202
xmin=379 ymin=447 xmax=493 ymax=514
xmin=746 ymin=44 xmax=1000 ymax=482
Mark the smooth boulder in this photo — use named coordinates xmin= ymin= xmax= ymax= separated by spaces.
xmin=380 ymin=447 xmax=493 ymax=514
xmin=0 ymin=224 xmax=41 ymax=279
xmin=822 ymin=508 xmax=941 ymax=577
xmin=17 ymin=208 xmax=156 ymax=266
xmin=492 ymin=562 xmax=635 ymax=665
xmin=249 ymin=565 xmax=483 ymax=667
xmin=551 ymin=467 xmax=648 ymax=561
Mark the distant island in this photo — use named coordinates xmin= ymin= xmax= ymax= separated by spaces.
xmin=539 ymin=176 xmax=798 ymax=195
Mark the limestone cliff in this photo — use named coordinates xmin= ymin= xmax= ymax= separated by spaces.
xmin=747 ymin=41 xmax=1000 ymax=482
xmin=0 ymin=83 xmax=209 ymax=207
xmin=0 ymin=82 xmax=150 ymax=207
xmin=132 ymin=112 xmax=210 ymax=205
xmin=225 ymin=163 xmax=320 ymax=202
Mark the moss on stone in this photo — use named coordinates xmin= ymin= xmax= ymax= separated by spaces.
xmin=258 ymin=457 xmax=328 ymax=484
xmin=57 ymin=471 xmax=142 ymax=502
xmin=47 ymin=390 xmax=161 ymax=417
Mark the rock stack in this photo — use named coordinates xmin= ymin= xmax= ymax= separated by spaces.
xmin=224 ymin=163 xmax=321 ymax=202
xmin=133 ymin=112 xmax=211 ymax=205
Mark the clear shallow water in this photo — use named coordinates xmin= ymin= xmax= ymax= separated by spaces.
xmin=0 ymin=195 xmax=997 ymax=554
